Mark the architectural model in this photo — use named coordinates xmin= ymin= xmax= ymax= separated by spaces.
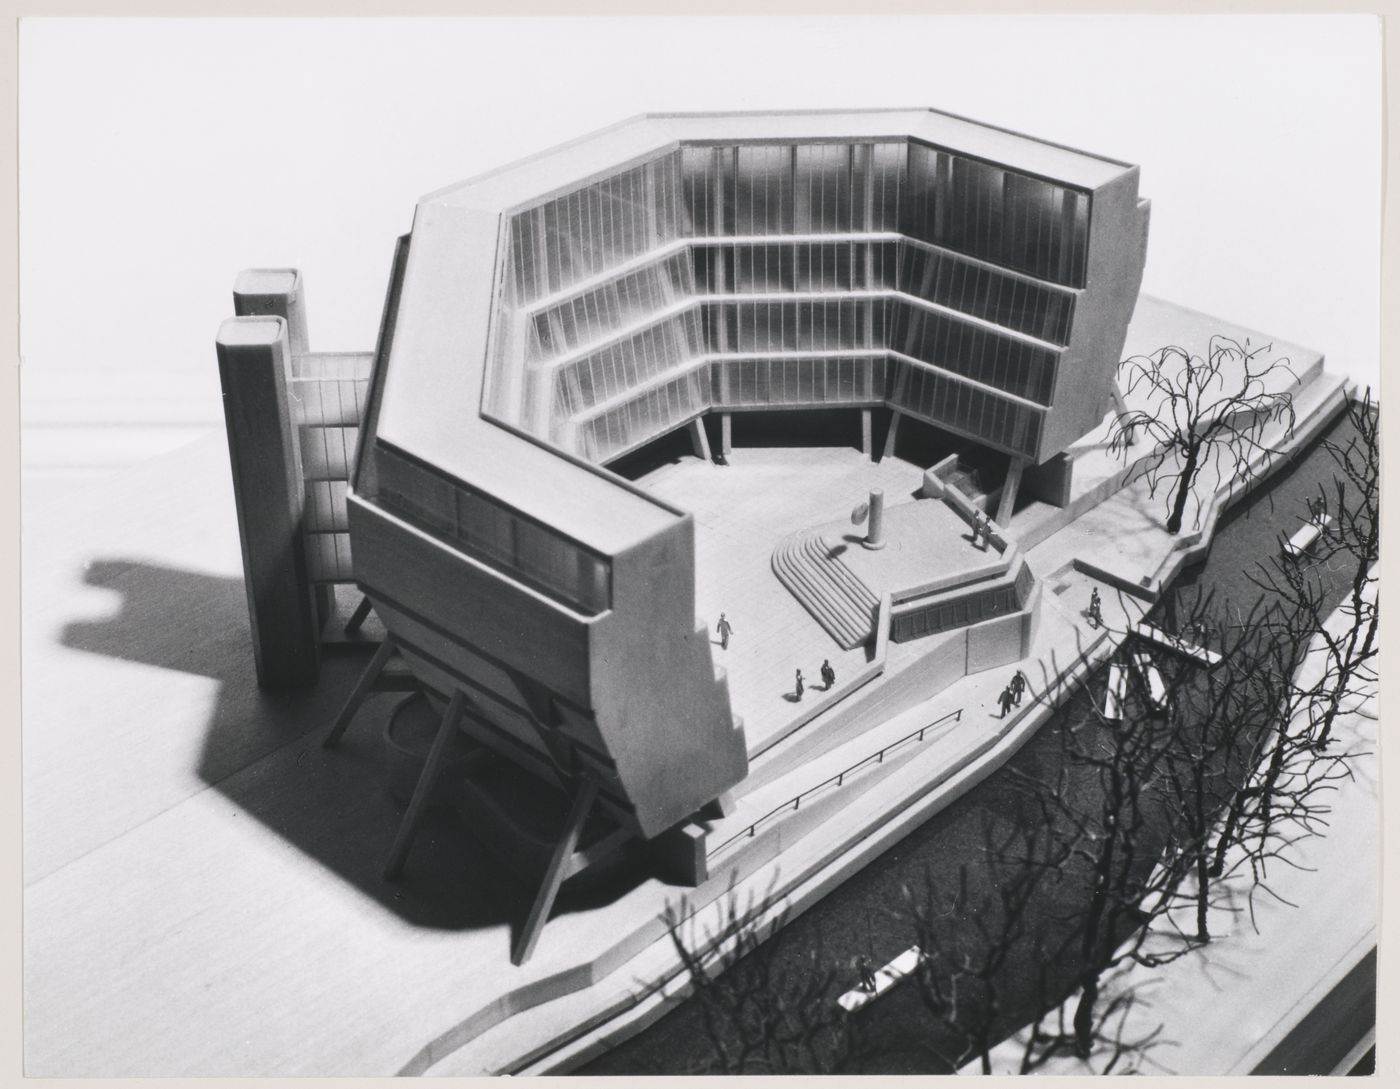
xmin=210 ymin=109 xmax=1367 ymax=1074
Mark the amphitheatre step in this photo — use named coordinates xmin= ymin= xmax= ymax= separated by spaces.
xmin=772 ymin=544 xmax=869 ymax=649
xmin=772 ymin=531 xmax=880 ymax=650
xmin=799 ymin=536 xmax=881 ymax=618
xmin=771 ymin=542 xmax=868 ymax=648
xmin=793 ymin=536 xmax=878 ymax=635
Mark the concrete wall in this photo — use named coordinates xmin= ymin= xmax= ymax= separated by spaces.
xmin=349 ymin=490 xmax=748 ymax=840
xmin=1040 ymin=173 xmax=1151 ymax=459
xmin=591 ymin=520 xmax=749 ymax=839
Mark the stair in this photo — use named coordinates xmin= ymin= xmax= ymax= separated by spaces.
xmin=772 ymin=531 xmax=881 ymax=649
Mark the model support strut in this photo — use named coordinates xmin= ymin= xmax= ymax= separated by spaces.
xmin=512 ymin=774 xmax=601 ymax=966
xmin=382 ymin=689 xmax=468 ymax=880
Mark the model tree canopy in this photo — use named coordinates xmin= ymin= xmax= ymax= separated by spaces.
xmin=1108 ymin=336 xmax=1297 ymax=534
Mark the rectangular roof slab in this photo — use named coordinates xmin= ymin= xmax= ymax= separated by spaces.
xmin=426 ymin=109 xmax=1138 ymax=215
xmin=375 ymin=201 xmax=684 ymax=555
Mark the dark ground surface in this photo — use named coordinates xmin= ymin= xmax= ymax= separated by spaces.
xmin=577 ymin=405 xmax=1366 ymax=1075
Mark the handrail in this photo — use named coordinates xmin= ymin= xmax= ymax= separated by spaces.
xmin=710 ymin=706 xmax=963 ymax=856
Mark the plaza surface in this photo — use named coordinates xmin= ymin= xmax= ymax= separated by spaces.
xmin=21 ymin=296 xmax=1363 ymax=1077
xmin=634 ymin=442 xmax=918 ymax=754
xmin=836 ymin=499 xmax=1007 ymax=594
xmin=633 ymin=441 xmax=1006 ymax=756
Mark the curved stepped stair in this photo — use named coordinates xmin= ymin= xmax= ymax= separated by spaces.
xmin=771 ymin=531 xmax=880 ymax=650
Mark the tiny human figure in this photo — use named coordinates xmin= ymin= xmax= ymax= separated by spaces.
xmin=820 ymin=659 xmax=836 ymax=690
xmin=972 ymin=511 xmax=988 ymax=550
xmin=1308 ymin=494 xmax=1328 ymax=524
xmin=857 ymin=955 xmax=878 ymax=994
xmin=795 ymin=668 xmax=805 ymax=701
xmin=1012 ymin=669 xmax=1027 ymax=705
xmin=1087 ymin=587 xmax=1103 ymax=629
xmin=716 ymin=613 xmax=733 ymax=650
xmin=997 ymin=685 xmax=1015 ymax=718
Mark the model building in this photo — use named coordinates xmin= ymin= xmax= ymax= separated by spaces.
xmin=216 ymin=108 xmax=1154 ymax=964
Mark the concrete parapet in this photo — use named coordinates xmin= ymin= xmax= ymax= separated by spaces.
xmin=966 ymin=608 xmax=1027 ymax=675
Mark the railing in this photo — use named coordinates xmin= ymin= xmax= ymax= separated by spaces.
xmin=710 ymin=706 xmax=964 ymax=857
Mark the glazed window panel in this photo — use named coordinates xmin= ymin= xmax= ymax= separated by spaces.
xmin=541 ymin=199 xmax=563 ymax=292
xmin=456 ymin=489 xmax=516 ymax=568
xmin=768 ymin=360 xmax=784 ymax=404
xmin=741 ymin=358 xmax=758 ymax=402
xmin=765 ymin=244 xmax=786 ymax=292
xmin=901 ymin=143 xmax=930 ymax=240
xmin=681 ymin=145 xmax=713 ymax=236
xmin=508 ymin=216 xmax=539 ymax=305
xmin=716 ymin=146 xmax=736 ymax=238
xmin=804 ymin=244 xmax=824 ymax=291
xmin=514 ymin=517 xmax=578 ymax=601
xmin=932 ymin=248 xmax=953 ymax=306
xmin=1003 ymin=277 xmax=1024 ymax=332
xmin=766 ymin=300 xmax=783 ymax=351
xmin=827 ymin=144 xmax=854 ymax=232
xmin=734 ymin=145 xmax=784 ymax=236
xmin=378 ymin=452 xmax=612 ymax=614
xmin=734 ymin=360 xmax=754 ymax=405
xmin=841 ymin=299 xmax=858 ymax=350
xmin=870 ymin=141 xmax=904 ymax=231
xmin=735 ymin=245 xmax=753 ymax=292
xmin=489 ymin=137 xmax=1113 ymax=463
xmin=851 ymin=144 xmax=870 ymax=229
xmin=795 ymin=144 xmax=852 ymax=235
xmin=871 ymin=354 xmax=887 ymax=399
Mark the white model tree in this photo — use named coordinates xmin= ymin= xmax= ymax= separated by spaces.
xmin=1108 ymin=336 xmax=1297 ymax=534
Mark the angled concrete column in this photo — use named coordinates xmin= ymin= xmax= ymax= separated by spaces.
xmin=234 ymin=268 xmax=309 ymax=356
xmin=996 ymin=457 xmax=1028 ymax=526
xmin=1109 ymin=378 xmax=1131 ymax=419
xmin=216 ymin=316 xmax=320 ymax=688
xmin=687 ymin=417 xmax=712 ymax=462
xmin=882 ymin=409 xmax=903 ymax=460
xmin=513 ymin=775 xmax=600 ymax=966
xmin=1108 ymin=379 xmax=1135 ymax=444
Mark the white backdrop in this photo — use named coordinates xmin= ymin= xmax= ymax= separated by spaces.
xmin=17 ymin=15 xmax=1382 ymax=476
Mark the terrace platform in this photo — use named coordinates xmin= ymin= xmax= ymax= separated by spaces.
xmin=774 ymin=497 xmax=1013 ymax=648
xmin=632 ymin=441 xmax=926 ymax=756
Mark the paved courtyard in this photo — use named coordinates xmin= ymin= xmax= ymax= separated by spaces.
xmin=633 ymin=441 xmax=925 ymax=754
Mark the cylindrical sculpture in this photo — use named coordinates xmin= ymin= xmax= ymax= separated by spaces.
xmin=865 ymin=488 xmax=886 ymax=550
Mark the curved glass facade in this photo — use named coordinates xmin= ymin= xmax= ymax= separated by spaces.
xmin=485 ymin=138 xmax=1101 ymax=463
